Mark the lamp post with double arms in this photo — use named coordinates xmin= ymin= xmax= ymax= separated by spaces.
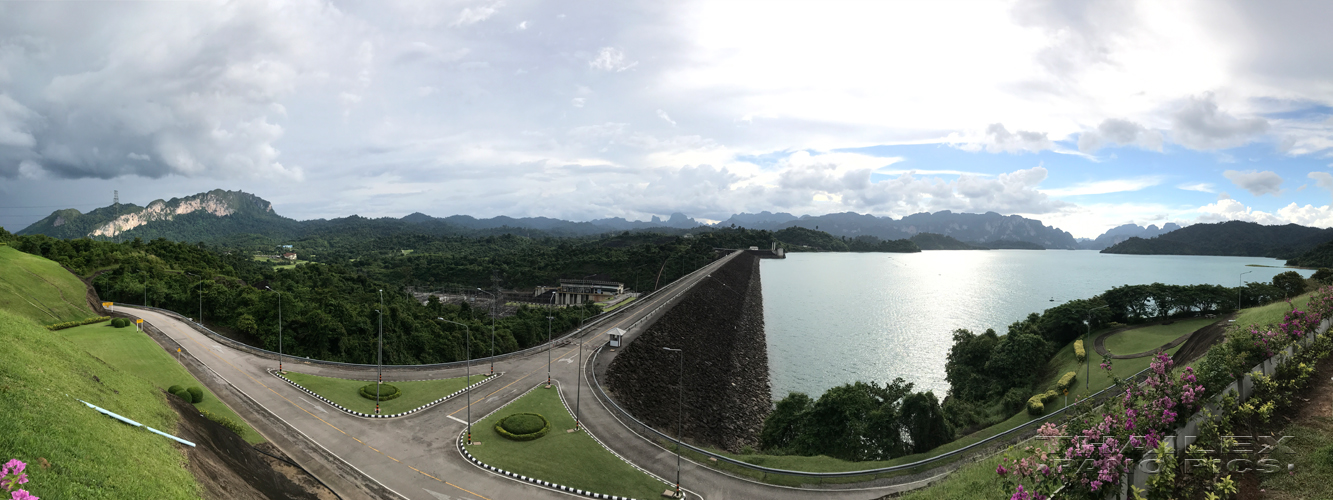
xmin=377 ymin=289 xmax=383 ymax=414
xmin=547 ymin=290 xmax=555 ymax=387
xmin=475 ymin=288 xmax=498 ymax=376
xmin=185 ymin=272 xmax=203 ymax=324
xmin=439 ymin=318 xmax=472 ymax=444
xmin=662 ymin=346 xmax=684 ymax=498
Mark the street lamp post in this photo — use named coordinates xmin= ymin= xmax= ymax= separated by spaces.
xmin=377 ymin=289 xmax=383 ymax=414
xmin=439 ymin=318 xmax=472 ymax=444
xmin=1085 ymin=305 xmax=1109 ymax=391
xmin=265 ymin=286 xmax=283 ymax=372
xmin=662 ymin=347 xmax=684 ymax=499
xmin=547 ymin=290 xmax=555 ymax=387
xmin=1238 ymin=271 xmax=1253 ymax=310
xmin=475 ymin=288 xmax=498 ymax=376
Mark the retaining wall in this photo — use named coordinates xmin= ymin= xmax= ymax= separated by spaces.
xmin=605 ymin=252 xmax=771 ymax=453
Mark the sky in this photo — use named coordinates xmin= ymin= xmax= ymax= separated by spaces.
xmin=2 ymin=0 xmax=1333 ymax=239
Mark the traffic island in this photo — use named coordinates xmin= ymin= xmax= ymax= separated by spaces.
xmin=274 ymin=371 xmax=494 ymax=418
xmin=461 ymin=381 xmax=677 ymax=500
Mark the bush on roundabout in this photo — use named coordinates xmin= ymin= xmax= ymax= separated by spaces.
xmin=359 ymin=383 xmax=402 ymax=401
xmin=496 ymin=413 xmax=550 ymax=441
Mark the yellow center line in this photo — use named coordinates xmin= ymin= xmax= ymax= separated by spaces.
xmin=153 ymin=312 xmax=492 ymax=500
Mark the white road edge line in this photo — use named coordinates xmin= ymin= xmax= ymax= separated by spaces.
xmin=447 ymin=415 xmax=469 ymax=425
xmin=299 ymin=396 xmax=330 ymax=413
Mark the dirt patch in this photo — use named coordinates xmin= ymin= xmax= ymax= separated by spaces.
xmin=166 ymin=393 xmax=334 ymax=500
xmin=1170 ymin=313 xmax=1237 ymax=366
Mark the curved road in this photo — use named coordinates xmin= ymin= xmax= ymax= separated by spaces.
xmin=123 ymin=253 xmax=923 ymax=500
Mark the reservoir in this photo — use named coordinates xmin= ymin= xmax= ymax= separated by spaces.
xmin=760 ymin=250 xmax=1314 ymax=399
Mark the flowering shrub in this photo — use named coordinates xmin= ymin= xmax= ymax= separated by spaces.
xmin=999 ymin=353 xmax=1204 ymax=499
xmin=1026 ymin=390 xmax=1059 ymax=416
xmin=1074 ymin=340 xmax=1086 ymax=362
xmin=1 ymin=459 xmax=37 ymax=500
xmin=1056 ymin=372 xmax=1077 ymax=392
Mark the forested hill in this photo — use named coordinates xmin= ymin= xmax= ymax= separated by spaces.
xmin=909 ymin=232 xmax=986 ymax=250
xmin=1101 ymin=220 xmax=1333 ymax=258
xmin=717 ymin=210 xmax=1079 ymax=249
xmin=1287 ymin=239 xmax=1333 ymax=267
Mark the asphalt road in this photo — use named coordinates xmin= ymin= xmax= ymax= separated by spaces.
xmin=123 ymin=252 xmax=936 ymax=500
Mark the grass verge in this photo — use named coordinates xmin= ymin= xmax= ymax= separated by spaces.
xmin=55 ymin=322 xmax=264 ymax=443
xmin=283 ymin=371 xmax=487 ymax=415
xmin=1102 ymin=318 xmax=1214 ymax=355
xmin=1233 ymin=293 xmax=1313 ymax=329
xmin=466 ymin=385 xmax=668 ymax=499
xmin=0 ymin=246 xmax=96 ymax=325
xmin=0 ymin=309 xmax=201 ymax=499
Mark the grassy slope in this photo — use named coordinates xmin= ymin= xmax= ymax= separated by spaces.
xmin=0 ymin=246 xmax=97 ymax=325
xmin=1233 ymin=293 xmax=1313 ymax=329
xmin=0 ymin=309 xmax=200 ymax=499
xmin=283 ymin=371 xmax=487 ymax=414
xmin=466 ymin=385 xmax=668 ymax=499
xmin=56 ymin=322 xmax=264 ymax=443
xmin=1102 ymin=318 xmax=1214 ymax=356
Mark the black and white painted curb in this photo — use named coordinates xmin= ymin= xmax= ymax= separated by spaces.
xmin=270 ymin=369 xmax=499 ymax=419
xmin=457 ymin=382 xmax=684 ymax=500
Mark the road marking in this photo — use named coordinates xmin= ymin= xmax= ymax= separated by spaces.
xmin=557 ymin=357 xmax=574 ymax=364
xmin=424 ymin=489 xmax=454 ymax=499
xmin=447 ymin=415 xmax=468 ymax=425
xmin=298 ymin=397 xmax=329 ymax=413
xmin=485 ymin=397 xmax=498 ymax=403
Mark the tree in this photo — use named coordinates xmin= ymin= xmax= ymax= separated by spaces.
xmin=943 ymin=328 xmax=999 ymax=402
xmin=1272 ymin=271 xmax=1307 ymax=298
xmin=759 ymin=392 xmax=812 ymax=452
xmin=900 ymin=391 xmax=954 ymax=453
xmin=1312 ymin=268 xmax=1333 ymax=286
xmin=984 ymin=331 xmax=1049 ymax=392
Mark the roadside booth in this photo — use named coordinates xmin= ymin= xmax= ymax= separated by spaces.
xmin=607 ymin=327 xmax=626 ymax=348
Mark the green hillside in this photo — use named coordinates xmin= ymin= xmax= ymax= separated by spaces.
xmin=0 ymin=245 xmax=97 ymax=325
xmin=0 ymin=309 xmax=201 ymax=499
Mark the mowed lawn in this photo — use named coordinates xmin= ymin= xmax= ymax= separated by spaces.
xmin=1233 ymin=292 xmax=1314 ymax=329
xmin=57 ymin=322 xmax=265 ymax=443
xmin=0 ymin=246 xmax=97 ymax=325
xmin=283 ymin=371 xmax=487 ymax=414
xmin=1102 ymin=318 xmax=1215 ymax=356
xmin=466 ymin=385 xmax=669 ymax=499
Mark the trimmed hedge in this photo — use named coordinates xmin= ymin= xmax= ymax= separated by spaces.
xmin=1057 ymin=371 xmax=1078 ymax=392
xmin=1074 ymin=339 xmax=1086 ymax=362
xmin=111 ymin=318 xmax=132 ymax=328
xmin=1026 ymin=390 xmax=1060 ymax=416
xmin=167 ymin=385 xmax=185 ymax=395
xmin=46 ymin=316 xmax=112 ymax=331
xmin=495 ymin=412 xmax=550 ymax=441
xmin=359 ymin=383 xmax=401 ymax=402
xmin=187 ymin=387 xmax=204 ymax=404
xmin=199 ymin=409 xmax=246 ymax=436
xmin=169 ymin=386 xmax=189 ymax=400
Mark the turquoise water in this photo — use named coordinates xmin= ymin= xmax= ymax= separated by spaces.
xmin=760 ymin=250 xmax=1313 ymax=399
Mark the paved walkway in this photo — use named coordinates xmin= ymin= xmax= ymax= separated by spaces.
xmin=119 ymin=251 xmax=935 ymax=500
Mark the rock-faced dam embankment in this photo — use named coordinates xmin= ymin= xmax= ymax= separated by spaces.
xmin=605 ymin=252 xmax=771 ymax=453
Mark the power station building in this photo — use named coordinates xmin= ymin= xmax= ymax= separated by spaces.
xmin=535 ymin=279 xmax=625 ymax=305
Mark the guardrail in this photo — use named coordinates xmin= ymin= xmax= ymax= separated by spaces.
xmin=115 ymin=251 xmax=735 ymax=372
xmin=588 ymin=336 xmax=1165 ymax=482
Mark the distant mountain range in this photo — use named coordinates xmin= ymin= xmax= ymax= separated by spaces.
xmin=1079 ymin=222 xmax=1183 ymax=250
xmin=34 ymin=189 xmax=1331 ymax=257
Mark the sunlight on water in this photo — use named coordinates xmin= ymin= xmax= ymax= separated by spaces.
xmin=760 ymin=251 xmax=1313 ymax=400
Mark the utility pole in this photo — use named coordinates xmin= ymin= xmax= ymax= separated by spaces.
xmin=440 ymin=318 xmax=471 ymax=443
xmin=377 ymin=289 xmax=383 ymax=414
xmin=663 ymin=347 xmax=684 ymax=498
xmin=1238 ymin=271 xmax=1252 ymax=310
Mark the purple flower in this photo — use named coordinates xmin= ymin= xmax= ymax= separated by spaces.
xmin=11 ymin=490 xmax=39 ymax=500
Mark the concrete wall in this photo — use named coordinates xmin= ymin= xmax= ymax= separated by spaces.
xmin=605 ymin=252 xmax=771 ymax=453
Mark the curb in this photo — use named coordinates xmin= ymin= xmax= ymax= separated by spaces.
xmin=271 ymin=370 xmax=499 ymax=419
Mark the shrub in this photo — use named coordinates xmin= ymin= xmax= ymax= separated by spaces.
xmin=168 ymin=386 xmax=189 ymax=400
xmin=1057 ymin=372 xmax=1077 ymax=392
xmin=1026 ymin=396 xmax=1045 ymax=416
xmin=1001 ymin=387 xmax=1030 ymax=415
xmin=110 ymin=318 xmax=133 ymax=328
xmin=199 ymin=409 xmax=246 ymax=436
xmin=187 ymin=387 xmax=204 ymax=404
xmin=1074 ymin=340 xmax=1086 ymax=362
xmin=359 ymin=383 xmax=401 ymax=401
xmin=167 ymin=385 xmax=184 ymax=395
xmin=495 ymin=413 xmax=550 ymax=441
xmin=45 ymin=316 xmax=111 ymax=331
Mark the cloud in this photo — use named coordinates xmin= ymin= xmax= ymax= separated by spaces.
xmin=454 ymin=2 xmax=500 ymax=27
xmin=951 ymin=123 xmax=1054 ymax=154
xmin=1041 ymin=176 xmax=1164 ymax=197
xmin=1171 ymin=94 xmax=1269 ymax=150
xmin=1223 ymin=170 xmax=1283 ymax=196
xmin=1310 ymin=171 xmax=1333 ymax=193
xmin=656 ymin=109 xmax=676 ymax=127
xmin=589 ymin=47 xmax=637 ymax=72
xmin=1192 ymin=198 xmax=1333 ymax=228
xmin=1077 ymin=118 xmax=1164 ymax=154
xmin=1177 ymin=182 xmax=1215 ymax=193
